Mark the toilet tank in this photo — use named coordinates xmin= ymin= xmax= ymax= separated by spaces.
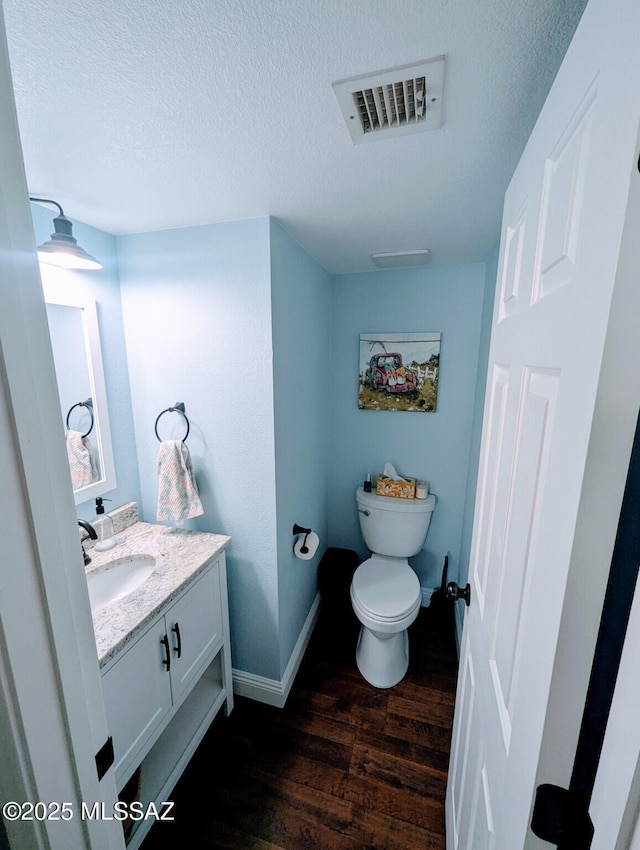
xmin=356 ymin=486 xmax=436 ymax=558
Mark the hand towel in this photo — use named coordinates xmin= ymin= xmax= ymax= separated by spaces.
xmin=66 ymin=429 xmax=98 ymax=489
xmin=156 ymin=439 xmax=204 ymax=523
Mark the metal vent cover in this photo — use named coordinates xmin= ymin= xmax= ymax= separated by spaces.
xmin=371 ymin=250 xmax=431 ymax=269
xmin=333 ymin=56 xmax=445 ymax=145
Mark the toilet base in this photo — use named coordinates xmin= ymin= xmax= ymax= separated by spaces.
xmin=355 ymin=625 xmax=410 ymax=689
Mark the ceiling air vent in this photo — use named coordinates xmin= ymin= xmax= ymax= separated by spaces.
xmin=332 ymin=56 xmax=445 ymax=145
xmin=371 ymin=250 xmax=431 ymax=269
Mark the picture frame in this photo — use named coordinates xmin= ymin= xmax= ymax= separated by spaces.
xmin=358 ymin=332 xmax=441 ymax=412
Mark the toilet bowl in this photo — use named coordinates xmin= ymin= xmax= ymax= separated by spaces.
xmin=351 ymin=555 xmax=422 ymax=687
xmin=351 ymin=486 xmax=435 ymax=688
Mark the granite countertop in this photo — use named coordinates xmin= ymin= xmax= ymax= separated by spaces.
xmin=87 ymin=521 xmax=231 ymax=668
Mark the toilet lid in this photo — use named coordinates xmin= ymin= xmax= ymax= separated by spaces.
xmin=352 ymin=558 xmax=420 ymax=620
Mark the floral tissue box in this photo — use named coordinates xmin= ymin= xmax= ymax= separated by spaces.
xmin=375 ymin=475 xmax=416 ymax=499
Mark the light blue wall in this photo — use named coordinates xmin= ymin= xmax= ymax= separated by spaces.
xmin=31 ymin=204 xmax=140 ymax=519
xmin=116 ymin=217 xmax=281 ymax=679
xmin=270 ymin=220 xmax=331 ymax=676
xmin=328 ymin=264 xmax=487 ymax=592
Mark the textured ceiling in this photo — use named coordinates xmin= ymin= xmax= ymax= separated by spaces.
xmin=3 ymin=0 xmax=587 ymax=273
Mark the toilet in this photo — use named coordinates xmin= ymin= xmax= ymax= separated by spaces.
xmin=351 ymin=486 xmax=436 ymax=688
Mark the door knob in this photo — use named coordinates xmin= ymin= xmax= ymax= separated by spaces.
xmin=446 ymin=581 xmax=471 ymax=607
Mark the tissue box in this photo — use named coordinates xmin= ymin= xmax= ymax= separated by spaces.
xmin=376 ymin=475 xmax=416 ymax=499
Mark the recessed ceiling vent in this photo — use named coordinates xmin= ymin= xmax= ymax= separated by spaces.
xmin=371 ymin=250 xmax=431 ymax=269
xmin=333 ymin=56 xmax=445 ymax=145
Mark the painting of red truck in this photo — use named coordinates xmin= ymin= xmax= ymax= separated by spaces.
xmin=359 ymin=333 xmax=441 ymax=412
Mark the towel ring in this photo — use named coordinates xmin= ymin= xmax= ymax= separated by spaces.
xmin=66 ymin=398 xmax=94 ymax=438
xmin=154 ymin=402 xmax=190 ymax=443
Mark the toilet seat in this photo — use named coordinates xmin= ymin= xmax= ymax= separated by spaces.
xmin=351 ymin=557 xmax=421 ymax=622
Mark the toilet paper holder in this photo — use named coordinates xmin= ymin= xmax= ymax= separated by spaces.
xmin=292 ymin=523 xmax=312 ymax=554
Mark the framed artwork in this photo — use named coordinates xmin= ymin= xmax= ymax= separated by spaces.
xmin=358 ymin=332 xmax=441 ymax=412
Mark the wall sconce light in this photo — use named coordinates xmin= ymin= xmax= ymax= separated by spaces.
xmin=29 ymin=197 xmax=102 ymax=270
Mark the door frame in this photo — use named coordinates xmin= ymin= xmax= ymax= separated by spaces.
xmin=530 ymin=115 xmax=640 ymax=845
xmin=0 ymin=7 xmax=123 ymax=848
xmin=546 ymin=126 xmax=640 ymax=850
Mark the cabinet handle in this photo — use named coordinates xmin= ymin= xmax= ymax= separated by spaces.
xmin=160 ymin=634 xmax=171 ymax=672
xmin=172 ymin=622 xmax=182 ymax=658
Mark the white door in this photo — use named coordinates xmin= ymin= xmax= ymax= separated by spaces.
xmin=446 ymin=0 xmax=640 ymax=847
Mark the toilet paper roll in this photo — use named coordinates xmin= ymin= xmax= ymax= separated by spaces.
xmin=294 ymin=531 xmax=319 ymax=560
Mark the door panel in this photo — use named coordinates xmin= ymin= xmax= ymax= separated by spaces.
xmin=498 ymin=205 xmax=527 ymax=321
xmin=472 ymin=365 xmax=511 ymax=617
xmin=464 ymin=756 xmax=495 ymax=850
xmin=448 ymin=642 xmax=477 ymax=849
xmin=101 ymin=620 xmax=172 ymax=787
xmin=491 ymin=368 xmax=559 ymax=733
xmin=533 ymin=84 xmax=595 ymax=302
xmin=169 ymin=564 xmax=223 ymax=705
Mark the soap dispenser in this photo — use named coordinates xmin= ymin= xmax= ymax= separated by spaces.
xmin=93 ymin=498 xmax=115 ymax=551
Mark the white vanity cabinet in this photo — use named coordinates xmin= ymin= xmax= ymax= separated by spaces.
xmin=100 ymin=552 xmax=232 ymax=848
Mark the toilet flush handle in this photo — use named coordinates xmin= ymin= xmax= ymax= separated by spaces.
xmin=358 ymin=509 xmax=370 ymax=517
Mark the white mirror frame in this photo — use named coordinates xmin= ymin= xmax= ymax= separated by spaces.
xmin=43 ymin=278 xmax=117 ymax=504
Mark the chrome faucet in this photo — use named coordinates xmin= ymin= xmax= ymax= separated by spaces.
xmin=78 ymin=519 xmax=98 ymax=565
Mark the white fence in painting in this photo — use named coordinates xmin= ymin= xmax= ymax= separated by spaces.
xmin=414 ymin=366 xmax=438 ymax=384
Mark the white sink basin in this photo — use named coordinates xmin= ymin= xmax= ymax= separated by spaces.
xmin=87 ymin=556 xmax=155 ymax=612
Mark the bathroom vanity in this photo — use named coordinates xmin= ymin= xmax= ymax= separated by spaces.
xmin=86 ymin=506 xmax=232 ymax=848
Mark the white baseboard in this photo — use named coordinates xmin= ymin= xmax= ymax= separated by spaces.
xmin=421 ymin=585 xmax=436 ymax=607
xmin=232 ymin=592 xmax=321 ymax=709
xmin=231 ymin=669 xmax=284 ymax=707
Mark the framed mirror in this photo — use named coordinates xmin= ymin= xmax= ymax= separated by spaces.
xmin=43 ymin=277 xmax=116 ymax=504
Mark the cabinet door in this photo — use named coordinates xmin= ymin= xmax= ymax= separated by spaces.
xmin=102 ymin=619 xmax=172 ymax=788
xmin=168 ymin=564 xmax=223 ymax=706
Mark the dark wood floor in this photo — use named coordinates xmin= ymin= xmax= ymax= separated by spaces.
xmin=141 ymin=600 xmax=458 ymax=850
